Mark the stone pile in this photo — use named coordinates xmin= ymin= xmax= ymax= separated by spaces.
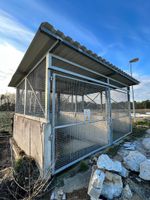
xmin=88 ymin=154 xmax=130 ymax=200
xmin=123 ymin=150 xmax=146 ymax=172
xmin=50 ymin=188 xmax=66 ymax=200
xmin=88 ymin=134 xmax=150 ymax=200
xmin=122 ymin=136 xmax=150 ymax=181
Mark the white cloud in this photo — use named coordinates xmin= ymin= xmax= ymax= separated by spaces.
xmin=0 ymin=9 xmax=34 ymax=94
xmin=0 ymin=9 xmax=34 ymax=46
xmin=133 ymin=73 xmax=150 ymax=101
xmin=0 ymin=42 xmax=24 ymax=94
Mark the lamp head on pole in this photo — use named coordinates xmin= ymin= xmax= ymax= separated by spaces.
xmin=129 ymin=58 xmax=139 ymax=63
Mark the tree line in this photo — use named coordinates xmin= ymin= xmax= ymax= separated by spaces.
xmin=132 ymin=100 xmax=150 ymax=109
xmin=0 ymin=93 xmax=150 ymax=111
xmin=0 ymin=93 xmax=15 ymax=111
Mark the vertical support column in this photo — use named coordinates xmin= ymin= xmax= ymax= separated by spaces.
xmin=106 ymin=87 xmax=112 ymax=145
xmin=52 ymin=74 xmax=56 ymax=174
xmin=43 ymin=53 xmax=53 ymax=176
xmin=45 ymin=53 xmax=52 ymax=122
xmin=24 ymin=78 xmax=27 ymax=115
xmin=128 ymin=87 xmax=132 ymax=133
xmin=75 ymin=95 xmax=77 ymax=114
xmin=57 ymin=92 xmax=60 ymax=114
xmin=15 ymin=88 xmax=17 ymax=113
xmin=71 ymin=95 xmax=73 ymax=110
xmin=82 ymin=95 xmax=84 ymax=111
xmin=100 ymin=92 xmax=103 ymax=113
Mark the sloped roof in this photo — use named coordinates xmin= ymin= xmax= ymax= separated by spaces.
xmin=9 ymin=22 xmax=139 ymax=87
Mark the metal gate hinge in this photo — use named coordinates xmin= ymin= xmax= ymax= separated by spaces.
xmin=48 ymin=134 xmax=53 ymax=141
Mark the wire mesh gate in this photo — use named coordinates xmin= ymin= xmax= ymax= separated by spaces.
xmin=111 ymin=88 xmax=131 ymax=141
xmin=51 ymin=74 xmax=110 ymax=173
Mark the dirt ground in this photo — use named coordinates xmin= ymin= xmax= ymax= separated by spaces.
xmin=0 ymin=112 xmax=13 ymax=170
xmin=0 ymin=111 xmax=14 ymax=133
xmin=0 ymin=132 xmax=11 ymax=171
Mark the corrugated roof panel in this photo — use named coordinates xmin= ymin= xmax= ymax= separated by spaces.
xmin=53 ymin=43 xmax=112 ymax=75
xmin=8 ymin=22 xmax=139 ymax=87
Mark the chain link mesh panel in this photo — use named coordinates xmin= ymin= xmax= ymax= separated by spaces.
xmin=16 ymin=80 xmax=25 ymax=114
xmin=25 ymin=59 xmax=46 ymax=118
xmin=111 ymin=89 xmax=131 ymax=141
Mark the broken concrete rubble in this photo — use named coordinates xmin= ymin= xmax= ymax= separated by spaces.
xmin=123 ymin=142 xmax=136 ymax=150
xmin=139 ymin=159 xmax=150 ymax=180
xmin=88 ymin=154 xmax=129 ymax=200
xmin=97 ymin=154 xmax=122 ymax=173
xmin=146 ymin=129 xmax=150 ymax=134
xmin=120 ymin=166 xmax=129 ymax=178
xmin=123 ymin=151 xmax=146 ymax=172
xmin=101 ymin=172 xmax=123 ymax=199
xmin=142 ymin=137 xmax=150 ymax=151
xmin=50 ymin=188 xmax=66 ymax=200
xmin=88 ymin=169 xmax=105 ymax=199
xmin=97 ymin=154 xmax=128 ymax=178
xmin=121 ymin=184 xmax=133 ymax=200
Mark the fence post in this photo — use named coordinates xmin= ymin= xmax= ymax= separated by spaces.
xmin=128 ymin=87 xmax=132 ymax=133
xmin=106 ymin=87 xmax=112 ymax=145
xmin=24 ymin=78 xmax=27 ymax=115
xmin=45 ymin=53 xmax=52 ymax=122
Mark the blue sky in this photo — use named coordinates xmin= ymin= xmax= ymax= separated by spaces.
xmin=0 ymin=0 xmax=150 ymax=100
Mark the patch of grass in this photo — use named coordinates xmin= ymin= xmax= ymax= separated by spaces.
xmin=14 ymin=156 xmax=40 ymax=187
xmin=134 ymin=119 xmax=150 ymax=127
xmin=14 ymin=158 xmax=24 ymax=172
xmin=104 ymin=143 xmax=122 ymax=157
xmin=130 ymin=126 xmax=147 ymax=140
xmin=79 ymin=161 xmax=89 ymax=172
xmin=0 ymin=111 xmax=14 ymax=133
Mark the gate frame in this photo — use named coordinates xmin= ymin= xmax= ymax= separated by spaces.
xmin=46 ymin=53 xmax=132 ymax=175
xmin=50 ymin=73 xmax=112 ymax=174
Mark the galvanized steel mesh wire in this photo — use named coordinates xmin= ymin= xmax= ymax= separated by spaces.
xmin=16 ymin=80 xmax=25 ymax=114
xmin=111 ymin=89 xmax=131 ymax=141
xmin=16 ymin=59 xmax=46 ymax=118
xmin=53 ymin=75 xmax=108 ymax=170
xmin=54 ymin=76 xmax=107 ymax=126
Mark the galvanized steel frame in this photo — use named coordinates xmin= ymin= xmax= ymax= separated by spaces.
xmin=50 ymin=53 xmax=128 ymax=89
xmin=50 ymin=72 xmax=112 ymax=174
xmin=46 ymin=53 xmax=132 ymax=174
xmin=49 ymin=65 xmax=128 ymax=92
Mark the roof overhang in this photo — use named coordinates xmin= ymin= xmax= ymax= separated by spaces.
xmin=9 ymin=22 xmax=139 ymax=87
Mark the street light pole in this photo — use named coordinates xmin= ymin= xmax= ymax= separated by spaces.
xmin=129 ymin=58 xmax=139 ymax=122
xmin=129 ymin=62 xmax=136 ymax=120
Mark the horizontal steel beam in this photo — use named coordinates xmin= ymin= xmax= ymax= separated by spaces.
xmin=49 ymin=65 xmax=128 ymax=92
xmin=51 ymin=53 xmax=128 ymax=87
xmin=54 ymin=73 xmax=108 ymax=89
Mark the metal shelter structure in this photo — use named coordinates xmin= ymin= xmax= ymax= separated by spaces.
xmin=9 ymin=22 xmax=139 ymax=176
